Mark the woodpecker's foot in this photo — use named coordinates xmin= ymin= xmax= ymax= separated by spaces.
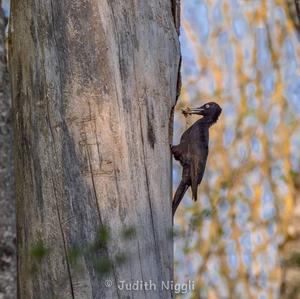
xmin=170 ymin=145 xmax=177 ymax=156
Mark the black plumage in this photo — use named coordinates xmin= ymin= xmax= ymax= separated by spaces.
xmin=171 ymin=102 xmax=222 ymax=217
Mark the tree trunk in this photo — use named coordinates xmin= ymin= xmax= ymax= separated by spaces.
xmin=9 ymin=1 xmax=180 ymax=298
xmin=0 ymin=2 xmax=16 ymax=298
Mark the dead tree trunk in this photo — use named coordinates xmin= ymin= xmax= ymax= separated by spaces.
xmin=0 ymin=2 xmax=16 ymax=298
xmin=9 ymin=1 xmax=180 ymax=298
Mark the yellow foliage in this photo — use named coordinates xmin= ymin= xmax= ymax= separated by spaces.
xmin=175 ymin=0 xmax=300 ymax=298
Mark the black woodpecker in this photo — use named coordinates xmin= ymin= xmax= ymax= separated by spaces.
xmin=171 ymin=102 xmax=222 ymax=217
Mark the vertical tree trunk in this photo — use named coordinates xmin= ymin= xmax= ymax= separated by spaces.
xmin=9 ymin=1 xmax=180 ymax=298
xmin=0 ymin=2 xmax=16 ymax=298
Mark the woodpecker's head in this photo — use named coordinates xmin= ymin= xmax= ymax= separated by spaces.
xmin=183 ymin=102 xmax=222 ymax=123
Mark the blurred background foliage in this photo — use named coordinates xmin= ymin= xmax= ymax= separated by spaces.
xmin=173 ymin=0 xmax=300 ymax=298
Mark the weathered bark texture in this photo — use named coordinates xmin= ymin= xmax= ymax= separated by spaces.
xmin=0 ymin=2 xmax=16 ymax=298
xmin=9 ymin=1 xmax=180 ymax=298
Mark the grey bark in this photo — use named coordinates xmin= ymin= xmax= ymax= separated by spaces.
xmin=9 ymin=1 xmax=180 ymax=298
xmin=0 ymin=1 xmax=16 ymax=298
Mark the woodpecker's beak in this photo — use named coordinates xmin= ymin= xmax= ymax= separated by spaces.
xmin=182 ymin=107 xmax=205 ymax=115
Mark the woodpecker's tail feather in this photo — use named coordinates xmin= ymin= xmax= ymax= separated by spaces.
xmin=172 ymin=181 xmax=189 ymax=217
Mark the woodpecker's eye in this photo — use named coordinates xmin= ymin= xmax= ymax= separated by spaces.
xmin=205 ymin=104 xmax=210 ymax=109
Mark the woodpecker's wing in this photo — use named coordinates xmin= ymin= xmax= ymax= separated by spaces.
xmin=190 ymin=159 xmax=207 ymax=201
xmin=189 ymin=133 xmax=208 ymax=202
xmin=190 ymin=161 xmax=198 ymax=201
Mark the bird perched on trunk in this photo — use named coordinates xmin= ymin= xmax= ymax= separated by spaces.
xmin=171 ymin=102 xmax=222 ymax=217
